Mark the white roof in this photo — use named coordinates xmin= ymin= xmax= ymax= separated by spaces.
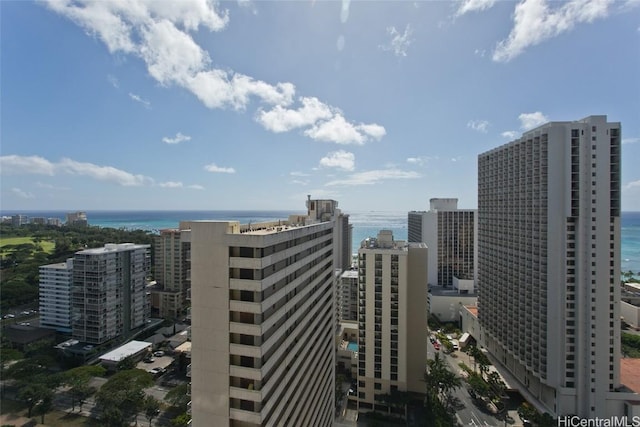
xmin=459 ymin=332 xmax=470 ymax=343
xmin=99 ymin=340 xmax=152 ymax=362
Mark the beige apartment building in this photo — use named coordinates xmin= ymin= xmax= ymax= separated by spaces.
xmin=152 ymin=228 xmax=191 ymax=318
xmin=356 ymin=230 xmax=428 ymax=412
xmin=188 ymin=198 xmax=344 ymax=427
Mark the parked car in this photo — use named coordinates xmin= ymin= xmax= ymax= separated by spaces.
xmin=149 ymin=367 xmax=165 ymax=376
xmin=153 ymin=350 xmax=165 ymax=357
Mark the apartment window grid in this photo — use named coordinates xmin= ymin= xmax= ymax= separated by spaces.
xmin=225 ymin=227 xmax=335 ymax=424
xmin=478 ymin=134 xmax=548 ymax=379
xmin=436 ymin=210 xmax=475 ymax=286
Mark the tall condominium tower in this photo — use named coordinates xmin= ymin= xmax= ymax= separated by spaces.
xmin=477 ymin=115 xmax=622 ymax=417
xmin=39 ymin=258 xmax=74 ymax=333
xmin=153 ymin=228 xmax=191 ymax=318
xmin=188 ymin=198 xmax=343 ymax=427
xmin=71 ymin=243 xmax=151 ymax=345
xmin=356 ymin=230 xmax=427 ymax=412
xmin=408 ymin=198 xmax=476 ymax=287
xmin=338 ymin=269 xmax=359 ymax=322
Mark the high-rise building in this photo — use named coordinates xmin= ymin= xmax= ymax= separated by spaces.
xmin=153 ymin=228 xmax=191 ymax=318
xmin=338 ymin=269 xmax=359 ymax=322
xmin=356 ymin=230 xmax=427 ymax=412
xmin=39 ymin=258 xmax=74 ymax=333
xmin=66 ymin=211 xmax=88 ymax=226
xmin=71 ymin=243 xmax=151 ymax=345
xmin=408 ymin=198 xmax=476 ymax=287
xmin=188 ymin=198 xmax=342 ymax=427
xmin=477 ymin=115 xmax=623 ymax=417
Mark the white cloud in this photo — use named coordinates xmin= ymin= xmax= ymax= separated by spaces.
xmin=290 ymin=171 xmax=310 ymax=177
xmin=319 ymin=150 xmax=355 ymax=171
xmin=1 ymin=155 xmax=153 ymax=186
xmin=162 ymin=132 xmax=192 ymax=144
xmin=36 ymin=182 xmax=70 ymax=191
xmin=456 ymin=0 xmax=497 ymax=16
xmin=0 ymin=155 xmax=56 ymax=175
xmin=107 ymin=74 xmax=119 ymax=88
xmin=256 ymin=97 xmax=333 ymax=133
xmin=11 ymin=188 xmax=34 ymax=199
xmin=237 ymin=0 xmax=258 ymax=15
xmin=501 ymin=130 xmax=519 ymax=139
xmin=204 ymin=163 xmax=236 ymax=174
xmin=43 ymin=1 xmax=293 ymax=112
xmin=44 ymin=1 xmax=384 ymax=144
xmin=326 ymin=169 xmax=421 ymax=186
xmin=379 ymin=24 xmax=413 ymax=57
xmin=159 ymin=181 xmax=203 ymax=189
xmin=159 ymin=181 xmax=184 ymax=188
xmin=341 ymin=0 xmax=351 ymax=23
xmin=406 ymin=156 xmax=434 ymax=166
xmin=493 ymin=0 xmax=614 ymax=62
xmin=467 ymin=119 xmax=490 ymax=133
xmin=625 ymin=180 xmax=640 ymax=190
xmin=291 ymin=179 xmax=310 ymax=186
xmin=304 ymin=115 xmax=386 ymax=145
xmin=129 ymin=92 xmax=151 ymax=108
xmin=622 ymin=137 xmax=639 ymax=144
xmin=519 ymin=111 xmax=548 ymax=130
xmin=58 ymin=158 xmax=152 ymax=186
xmin=474 ymin=48 xmax=487 ymax=57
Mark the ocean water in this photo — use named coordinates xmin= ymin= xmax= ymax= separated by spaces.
xmin=2 ymin=210 xmax=638 ymax=274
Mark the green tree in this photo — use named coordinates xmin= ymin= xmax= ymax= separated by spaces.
xmin=144 ymin=396 xmax=161 ymax=427
xmin=467 ymin=372 xmax=491 ymax=398
xmin=165 ymin=383 xmax=190 ymax=412
xmin=171 ymin=413 xmax=191 ymax=427
xmin=117 ymin=356 xmax=137 ymax=371
xmin=17 ymin=384 xmax=49 ymax=418
xmin=425 ymin=353 xmax=462 ymax=417
xmin=34 ymin=388 xmax=54 ymax=424
xmin=96 ymin=369 xmax=154 ymax=426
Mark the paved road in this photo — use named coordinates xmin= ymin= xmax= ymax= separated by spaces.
xmin=426 ymin=335 xmax=503 ymax=427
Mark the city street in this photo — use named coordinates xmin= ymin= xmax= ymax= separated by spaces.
xmin=427 ymin=335 xmax=511 ymax=427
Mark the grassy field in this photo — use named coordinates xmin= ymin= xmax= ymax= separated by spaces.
xmin=0 ymin=399 xmax=102 ymax=427
xmin=0 ymin=236 xmax=55 ymax=257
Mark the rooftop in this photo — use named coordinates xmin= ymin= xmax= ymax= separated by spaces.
xmin=464 ymin=305 xmax=478 ymax=317
xmin=620 ymin=358 xmax=640 ymax=394
xmin=77 ymin=243 xmax=150 ymax=255
xmin=100 ymin=340 xmax=152 ymax=362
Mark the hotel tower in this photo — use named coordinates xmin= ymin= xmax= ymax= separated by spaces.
xmin=477 ymin=115 xmax=624 ymax=416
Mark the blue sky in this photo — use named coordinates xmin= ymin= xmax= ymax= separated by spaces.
xmin=1 ymin=0 xmax=639 ymax=212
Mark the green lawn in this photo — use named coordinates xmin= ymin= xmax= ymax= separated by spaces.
xmin=0 ymin=236 xmax=55 ymax=257
xmin=0 ymin=399 xmax=102 ymax=427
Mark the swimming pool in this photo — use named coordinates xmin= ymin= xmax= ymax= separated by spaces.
xmin=347 ymin=342 xmax=358 ymax=352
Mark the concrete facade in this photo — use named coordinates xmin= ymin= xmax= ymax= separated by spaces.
xmin=188 ymin=198 xmax=340 ymax=427
xmin=408 ymin=198 xmax=477 ymax=288
xmin=39 ymin=258 xmax=74 ymax=333
xmin=153 ymin=228 xmax=191 ymax=318
xmin=338 ymin=269 xmax=359 ymax=322
xmin=477 ymin=115 xmax=624 ymax=417
xmin=356 ymin=230 xmax=427 ymax=412
xmin=71 ymin=243 xmax=151 ymax=345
